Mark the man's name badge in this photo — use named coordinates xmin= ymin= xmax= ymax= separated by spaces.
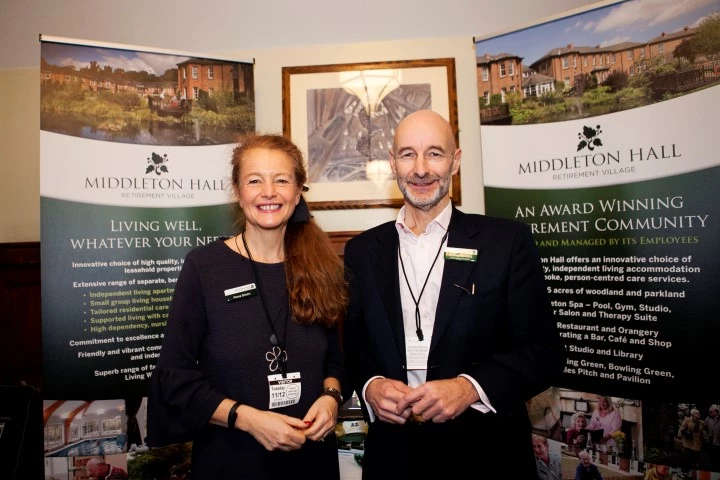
xmin=444 ymin=247 xmax=477 ymax=262
xmin=267 ymin=372 xmax=301 ymax=409
xmin=224 ymin=283 xmax=257 ymax=302
xmin=405 ymin=336 xmax=430 ymax=370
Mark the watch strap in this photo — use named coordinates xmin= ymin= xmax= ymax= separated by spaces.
xmin=320 ymin=387 xmax=343 ymax=405
xmin=227 ymin=402 xmax=241 ymax=429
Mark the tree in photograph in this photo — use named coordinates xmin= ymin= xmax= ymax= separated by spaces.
xmin=673 ymin=38 xmax=698 ymax=62
xmin=693 ymin=12 xmax=720 ymax=58
xmin=602 ymin=70 xmax=629 ymax=92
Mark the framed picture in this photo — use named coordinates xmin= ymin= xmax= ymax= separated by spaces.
xmin=282 ymin=58 xmax=459 ymax=210
xmin=575 ymin=399 xmax=589 ymax=413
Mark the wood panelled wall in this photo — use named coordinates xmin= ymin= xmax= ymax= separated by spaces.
xmin=0 ymin=242 xmax=42 ymax=388
xmin=0 ymin=232 xmax=360 ymax=389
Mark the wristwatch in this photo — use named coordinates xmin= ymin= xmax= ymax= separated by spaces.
xmin=321 ymin=387 xmax=343 ymax=405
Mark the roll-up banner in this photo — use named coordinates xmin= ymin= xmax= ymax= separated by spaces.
xmin=40 ymin=36 xmax=254 ymax=477
xmin=475 ymin=0 xmax=720 ymax=477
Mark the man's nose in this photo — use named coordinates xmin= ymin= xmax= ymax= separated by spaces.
xmin=413 ymin=156 xmax=429 ymax=176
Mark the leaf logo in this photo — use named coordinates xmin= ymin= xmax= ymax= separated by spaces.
xmin=146 ymin=152 xmax=169 ymax=175
xmin=577 ymin=125 xmax=603 ymax=152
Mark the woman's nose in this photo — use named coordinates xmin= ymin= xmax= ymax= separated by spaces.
xmin=261 ymin=182 xmax=276 ymax=197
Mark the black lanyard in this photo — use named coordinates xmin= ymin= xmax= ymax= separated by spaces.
xmin=398 ymin=230 xmax=448 ymax=341
xmin=238 ymin=233 xmax=289 ymax=377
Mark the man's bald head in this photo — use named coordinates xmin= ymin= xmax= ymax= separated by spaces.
xmin=393 ymin=110 xmax=456 ymax=152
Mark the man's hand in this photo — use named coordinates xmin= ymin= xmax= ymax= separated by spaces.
xmin=396 ymin=377 xmax=479 ymax=423
xmin=365 ymin=378 xmax=414 ymax=424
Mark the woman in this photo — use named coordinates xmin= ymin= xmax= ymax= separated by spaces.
xmin=566 ymin=411 xmax=588 ymax=449
xmin=532 ymin=434 xmax=561 ymax=480
xmin=586 ymin=395 xmax=622 ymax=447
xmin=147 ymin=134 xmax=348 ymax=479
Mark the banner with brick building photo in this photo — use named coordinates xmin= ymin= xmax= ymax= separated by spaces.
xmin=40 ymin=36 xmax=254 ymax=479
xmin=474 ymin=0 xmax=720 ymax=478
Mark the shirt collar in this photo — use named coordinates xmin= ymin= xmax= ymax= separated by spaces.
xmin=395 ymin=201 xmax=452 ymax=237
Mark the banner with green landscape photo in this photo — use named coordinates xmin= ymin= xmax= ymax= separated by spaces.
xmin=476 ymin=1 xmax=720 ymax=477
xmin=40 ymin=37 xmax=254 ymax=476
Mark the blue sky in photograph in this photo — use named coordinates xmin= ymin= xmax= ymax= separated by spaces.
xmin=40 ymin=42 xmax=192 ymax=76
xmin=475 ymin=0 xmax=720 ymax=65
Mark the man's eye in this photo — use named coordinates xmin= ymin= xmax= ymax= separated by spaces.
xmin=427 ymin=151 xmax=443 ymax=158
xmin=399 ymin=152 xmax=416 ymax=159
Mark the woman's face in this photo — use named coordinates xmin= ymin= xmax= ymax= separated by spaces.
xmin=236 ymin=148 xmax=301 ymax=233
xmin=598 ymin=397 xmax=610 ymax=410
xmin=575 ymin=416 xmax=587 ymax=429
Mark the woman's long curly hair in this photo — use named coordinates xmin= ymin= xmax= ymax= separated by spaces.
xmin=231 ymin=133 xmax=347 ymax=328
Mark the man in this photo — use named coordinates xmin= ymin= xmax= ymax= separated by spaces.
xmin=677 ymin=408 xmax=704 ymax=465
xmin=575 ymin=450 xmax=603 ymax=480
xmin=85 ymin=457 xmax=128 ymax=480
xmin=343 ymin=110 xmax=565 ymax=478
xmin=705 ymin=405 xmax=720 ymax=447
xmin=533 ymin=434 xmax=561 ymax=480
xmin=705 ymin=405 xmax=720 ymax=468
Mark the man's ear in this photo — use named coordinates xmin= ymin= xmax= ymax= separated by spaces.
xmin=451 ymin=149 xmax=462 ymax=175
xmin=388 ymin=150 xmax=397 ymax=175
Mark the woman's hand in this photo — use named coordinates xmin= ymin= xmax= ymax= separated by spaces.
xmin=302 ymin=395 xmax=339 ymax=442
xmin=239 ymin=406 xmax=307 ymax=451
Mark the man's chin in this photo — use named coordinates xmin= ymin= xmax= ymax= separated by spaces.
xmin=407 ymin=197 xmax=442 ymax=212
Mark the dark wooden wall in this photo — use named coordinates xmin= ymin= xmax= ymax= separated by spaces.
xmin=0 ymin=232 xmax=360 ymax=389
xmin=0 ymin=242 xmax=42 ymax=388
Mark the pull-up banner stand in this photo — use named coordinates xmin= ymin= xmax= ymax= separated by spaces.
xmin=40 ymin=35 xmax=255 ymax=477
xmin=475 ymin=0 xmax=720 ymax=477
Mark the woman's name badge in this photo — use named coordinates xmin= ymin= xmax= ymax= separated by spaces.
xmin=267 ymin=372 xmax=301 ymax=409
xmin=444 ymin=247 xmax=477 ymax=262
xmin=224 ymin=283 xmax=257 ymax=302
xmin=405 ymin=336 xmax=430 ymax=370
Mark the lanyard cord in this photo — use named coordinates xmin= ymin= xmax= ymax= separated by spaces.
xmin=398 ymin=230 xmax=448 ymax=341
xmin=238 ymin=232 xmax=289 ymax=377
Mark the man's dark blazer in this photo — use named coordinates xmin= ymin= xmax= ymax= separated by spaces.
xmin=343 ymin=207 xmax=565 ymax=478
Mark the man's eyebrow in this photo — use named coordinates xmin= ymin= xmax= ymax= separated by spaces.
xmin=425 ymin=144 xmax=447 ymax=151
xmin=395 ymin=144 xmax=446 ymax=152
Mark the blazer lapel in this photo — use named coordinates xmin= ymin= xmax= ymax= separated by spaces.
xmin=430 ymin=209 xmax=484 ymax=354
xmin=371 ymin=226 xmax=406 ymax=361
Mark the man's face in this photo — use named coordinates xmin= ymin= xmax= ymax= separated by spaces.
xmin=580 ymin=454 xmax=591 ymax=466
xmin=86 ymin=464 xmax=99 ymax=479
xmin=390 ymin=112 xmax=460 ymax=213
xmin=711 ymin=408 xmax=719 ymax=418
xmin=86 ymin=463 xmax=106 ymax=479
xmin=692 ymin=411 xmax=700 ymax=420
xmin=657 ymin=465 xmax=669 ymax=474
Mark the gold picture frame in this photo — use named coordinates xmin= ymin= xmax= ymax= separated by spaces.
xmin=282 ymin=58 xmax=460 ymax=210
